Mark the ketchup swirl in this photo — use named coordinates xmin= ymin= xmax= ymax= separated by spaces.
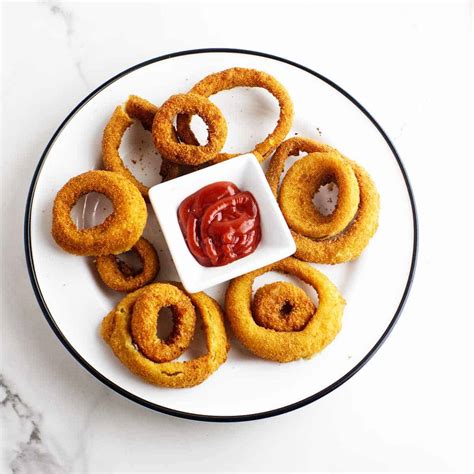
xmin=177 ymin=181 xmax=261 ymax=267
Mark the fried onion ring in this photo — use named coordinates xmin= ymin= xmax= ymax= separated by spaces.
xmin=102 ymin=95 xmax=180 ymax=199
xmin=95 ymin=237 xmax=159 ymax=292
xmin=294 ymin=160 xmax=380 ymax=263
xmin=51 ymin=170 xmax=147 ymax=256
xmin=266 ymin=137 xmax=380 ymax=264
xmin=101 ymin=283 xmax=229 ymax=388
xmin=176 ymin=67 xmax=294 ymax=163
xmin=130 ymin=284 xmax=196 ymax=363
xmin=225 ymin=257 xmax=345 ymax=362
xmin=266 ymin=137 xmax=332 ymax=194
xmin=279 ymin=151 xmax=359 ymax=239
xmin=252 ymin=281 xmax=315 ymax=332
xmin=152 ymin=93 xmax=227 ymax=165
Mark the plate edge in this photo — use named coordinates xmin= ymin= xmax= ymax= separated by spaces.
xmin=23 ymin=47 xmax=419 ymax=423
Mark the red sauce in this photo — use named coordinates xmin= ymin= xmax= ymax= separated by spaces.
xmin=178 ymin=181 xmax=261 ymax=267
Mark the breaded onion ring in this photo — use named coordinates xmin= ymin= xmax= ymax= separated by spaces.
xmin=95 ymin=237 xmax=159 ymax=292
xmin=266 ymin=137 xmax=380 ymax=264
xmin=101 ymin=283 xmax=229 ymax=388
xmin=279 ymin=151 xmax=359 ymax=239
xmin=252 ymin=282 xmax=315 ymax=332
xmin=266 ymin=137 xmax=332 ymax=193
xmin=102 ymin=95 xmax=180 ymax=199
xmin=152 ymin=93 xmax=227 ymax=165
xmin=294 ymin=161 xmax=380 ymax=264
xmin=130 ymin=284 xmax=196 ymax=363
xmin=51 ymin=170 xmax=147 ymax=256
xmin=225 ymin=257 xmax=345 ymax=362
xmin=124 ymin=95 xmax=157 ymax=131
xmin=176 ymin=67 xmax=294 ymax=163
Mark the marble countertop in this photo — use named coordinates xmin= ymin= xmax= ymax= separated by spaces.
xmin=1 ymin=1 xmax=472 ymax=472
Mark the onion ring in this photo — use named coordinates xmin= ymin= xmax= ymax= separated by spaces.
xmin=294 ymin=160 xmax=380 ymax=263
xmin=51 ymin=170 xmax=147 ymax=256
xmin=279 ymin=151 xmax=359 ymax=239
xmin=225 ymin=257 xmax=345 ymax=362
xmin=101 ymin=283 xmax=229 ymax=388
xmin=252 ymin=281 xmax=315 ymax=332
xmin=102 ymin=95 xmax=181 ymax=199
xmin=95 ymin=237 xmax=160 ymax=292
xmin=152 ymin=93 xmax=227 ymax=165
xmin=266 ymin=137 xmax=332 ymax=194
xmin=266 ymin=137 xmax=380 ymax=264
xmin=130 ymin=284 xmax=196 ymax=363
xmin=176 ymin=67 xmax=294 ymax=163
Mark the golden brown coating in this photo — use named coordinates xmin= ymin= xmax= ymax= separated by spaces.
xmin=102 ymin=95 xmax=181 ymax=199
xmin=101 ymin=283 xmax=229 ymax=388
xmin=126 ymin=95 xmax=184 ymax=181
xmin=152 ymin=93 xmax=227 ymax=165
xmin=176 ymin=67 xmax=294 ymax=163
xmin=294 ymin=161 xmax=380 ymax=264
xmin=124 ymin=95 xmax=157 ymax=131
xmin=279 ymin=152 xmax=359 ymax=239
xmin=266 ymin=137 xmax=380 ymax=264
xmin=51 ymin=170 xmax=147 ymax=256
xmin=95 ymin=237 xmax=160 ymax=292
xmin=266 ymin=136 xmax=333 ymax=196
xmin=252 ymin=281 xmax=315 ymax=332
xmin=130 ymin=284 xmax=196 ymax=362
xmin=225 ymin=257 xmax=345 ymax=362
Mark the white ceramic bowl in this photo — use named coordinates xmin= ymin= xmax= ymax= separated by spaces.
xmin=148 ymin=153 xmax=296 ymax=293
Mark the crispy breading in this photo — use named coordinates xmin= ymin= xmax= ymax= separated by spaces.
xmin=130 ymin=284 xmax=196 ymax=363
xmin=101 ymin=283 xmax=229 ymax=388
xmin=279 ymin=151 xmax=359 ymax=239
xmin=225 ymin=258 xmax=345 ymax=362
xmin=266 ymin=137 xmax=380 ymax=264
xmin=266 ymin=137 xmax=332 ymax=195
xmin=95 ymin=237 xmax=159 ymax=292
xmin=51 ymin=170 xmax=147 ymax=256
xmin=152 ymin=93 xmax=227 ymax=165
xmin=252 ymin=281 xmax=315 ymax=332
xmin=294 ymin=161 xmax=380 ymax=264
xmin=102 ymin=95 xmax=181 ymax=199
xmin=176 ymin=67 xmax=294 ymax=163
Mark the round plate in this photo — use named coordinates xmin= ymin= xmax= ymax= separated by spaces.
xmin=25 ymin=49 xmax=417 ymax=422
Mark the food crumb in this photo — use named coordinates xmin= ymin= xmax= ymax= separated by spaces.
xmin=131 ymin=159 xmax=137 ymax=164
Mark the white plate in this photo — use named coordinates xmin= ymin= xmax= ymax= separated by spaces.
xmin=25 ymin=49 xmax=417 ymax=422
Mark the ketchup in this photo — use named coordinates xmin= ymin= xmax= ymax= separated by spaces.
xmin=177 ymin=181 xmax=261 ymax=267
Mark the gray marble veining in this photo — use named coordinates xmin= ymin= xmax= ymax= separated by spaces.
xmin=45 ymin=0 xmax=90 ymax=89
xmin=1 ymin=376 xmax=66 ymax=474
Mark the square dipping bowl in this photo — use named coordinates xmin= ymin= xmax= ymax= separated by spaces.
xmin=148 ymin=153 xmax=296 ymax=293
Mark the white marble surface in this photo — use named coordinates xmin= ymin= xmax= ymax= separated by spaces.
xmin=1 ymin=1 xmax=472 ymax=472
